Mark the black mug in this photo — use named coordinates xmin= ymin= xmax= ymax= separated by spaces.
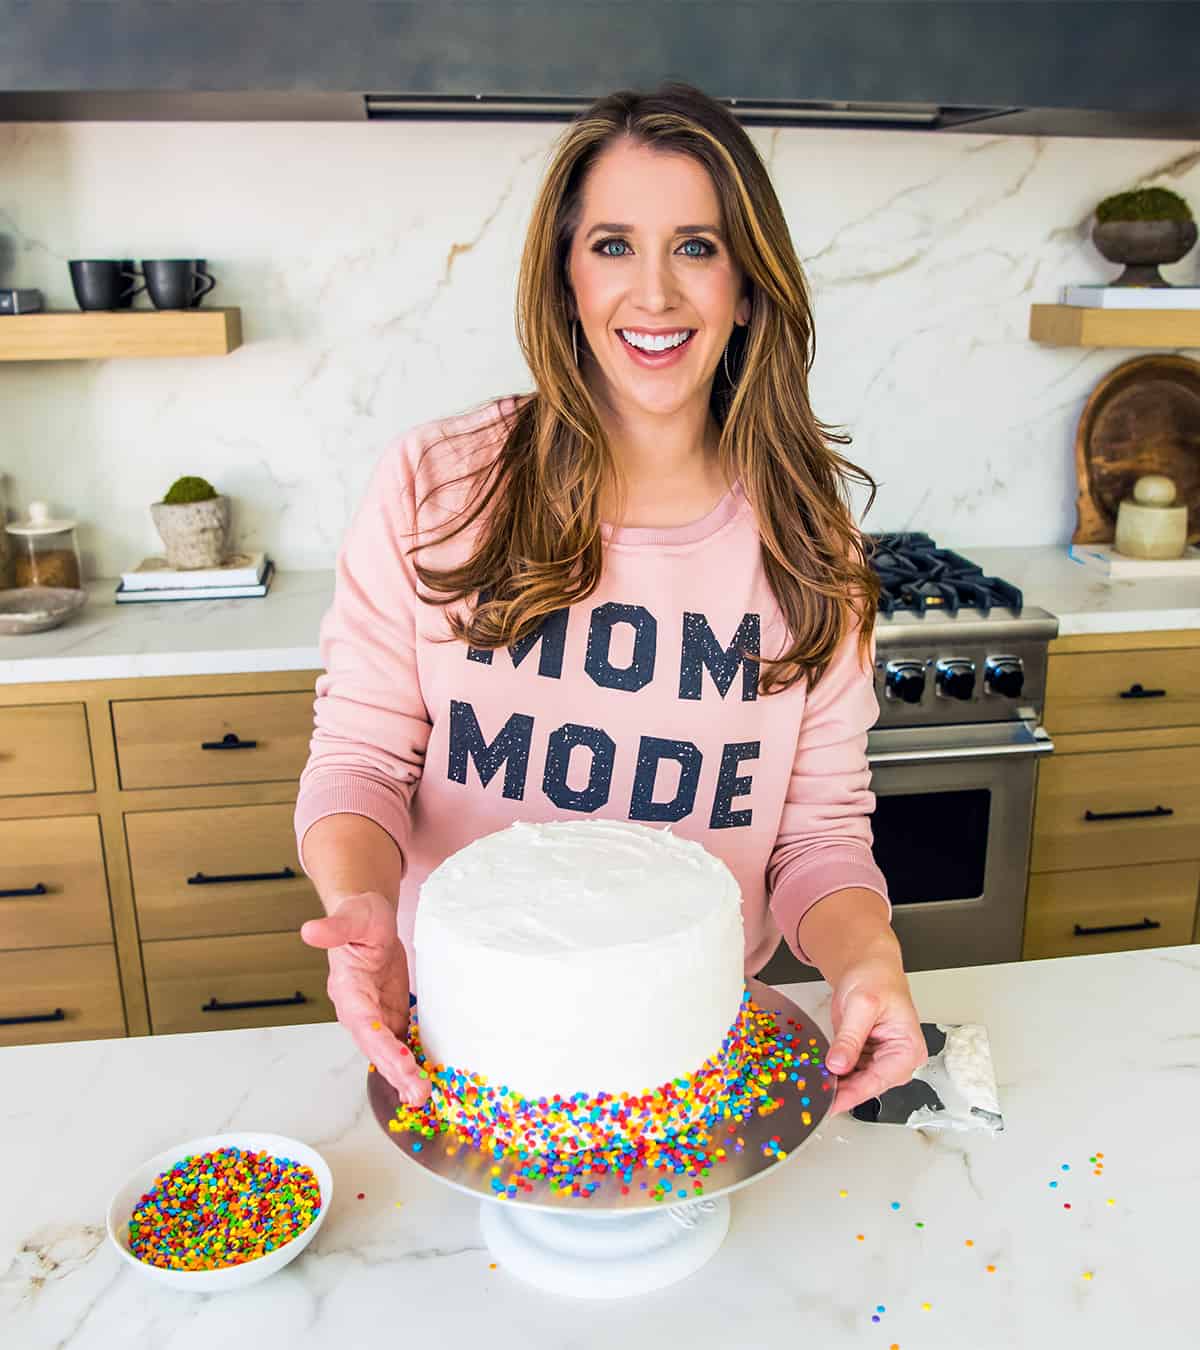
xmin=69 ymin=259 xmax=145 ymax=311
xmin=143 ymin=259 xmax=216 ymax=310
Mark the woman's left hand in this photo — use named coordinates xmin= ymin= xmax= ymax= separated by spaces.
xmin=825 ymin=955 xmax=927 ymax=1116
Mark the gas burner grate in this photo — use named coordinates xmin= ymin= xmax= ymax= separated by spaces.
xmin=866 ymin=533 xmax=1022 ymax=617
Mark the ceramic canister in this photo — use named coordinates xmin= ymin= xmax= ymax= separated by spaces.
xmin=1114 ymin=474 xmax=1189 ymax=559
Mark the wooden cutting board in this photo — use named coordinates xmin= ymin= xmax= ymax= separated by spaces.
xmin=1073 ymin=353 xmax=1200 ymax=545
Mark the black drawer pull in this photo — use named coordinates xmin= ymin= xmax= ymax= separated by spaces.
xmin=0 ymin=882 xmax=47 ymax=899
xmin=201 ymin=732 xmax=258 ymax=750
xmin=187 ymin=866 xmax=297 ymax=886
xmin=1084 ymin=805 xmax=1173 ymax=822
xmin=1119 ymin=683 xmax=1165 ymax=699
xmin=202 ymin=991 xmax=307 ymax=1013
xmin=1074 ymin=917 xmax=1161 ymax=937
xmin=0 ymin=1007 xmax=65 ymax=1026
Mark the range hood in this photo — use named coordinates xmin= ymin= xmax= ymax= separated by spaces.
xmin=362 ymin=96 xmax=1009 ymax=130
xmin=1 ymin=1 xmax=1197 ymax=140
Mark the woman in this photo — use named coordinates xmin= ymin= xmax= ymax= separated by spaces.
xmin=295 ymin=81 xmax=926 ymax=1117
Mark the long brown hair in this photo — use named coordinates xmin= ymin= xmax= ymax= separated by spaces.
xmin=411 ymin=80 xmax=880 ymax=696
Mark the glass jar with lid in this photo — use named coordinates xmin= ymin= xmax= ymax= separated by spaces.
xmin=6 ymin=501 xmax=83 ymax=589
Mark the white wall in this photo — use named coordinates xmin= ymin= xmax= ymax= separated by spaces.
xmin=1 ymin=118 xmax=1197 ymax=578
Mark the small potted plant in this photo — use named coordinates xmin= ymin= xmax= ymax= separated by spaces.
xmin=150 ymin=476 xmax=231 ymax=569
xmin=1091 ymin=186 xmax=1197 ymax=287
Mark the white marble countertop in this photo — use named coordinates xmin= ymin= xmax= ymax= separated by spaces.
xmin=957 ymin=545 xmax=1200 ymax=638
xmin=1 ymin=544 xmax=1196 ymax=685
xmin=2 ymin=945 xmax=1196 ymax=1348
xmin=0 ymin=571 xmax=332 ymax=684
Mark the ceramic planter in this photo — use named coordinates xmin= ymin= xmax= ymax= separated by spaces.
xmin=150 ymin=494 xmax=231 ymax=569
xmin=1091 ymin=218 xmax=1198 ymax=287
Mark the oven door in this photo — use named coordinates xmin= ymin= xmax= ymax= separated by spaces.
xmin=758 ymin=719 xmax=1053 ymax=984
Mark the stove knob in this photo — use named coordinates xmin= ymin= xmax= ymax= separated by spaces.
xmin=884 ymin=661 xmax=925 ymax=704
xmin=985 ymin=657 xmax=1025 ymax=699
xmin=936 ymin=659 xmax=976 ymax=701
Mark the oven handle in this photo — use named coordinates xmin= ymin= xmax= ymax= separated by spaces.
xmin=868 ymin=727 xmax=1054 ymax=766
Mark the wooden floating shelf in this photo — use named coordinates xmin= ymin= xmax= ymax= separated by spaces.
xmin=0 ymin=307 xmax=242 ymax=361
xmin=1029 ymin=303 xmax=1200 ymax=349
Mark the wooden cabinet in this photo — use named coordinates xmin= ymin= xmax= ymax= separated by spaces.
xmin=0 ymin=945 xmax=125 ymax=1046
xmin=1026 ymin=631 xmax=1200 ymax=960
xmin=0 ymin=670 xmax=323 ymax=1044
xmin=112 ymin=691 xmax=314 ymax=789
xmin=1024 ymin=861 xmax=1199 ymax=960
xmin=1030 ymin=745 xmax=1200 ymax=873
xmin=126 ymin=802 xmax=320 ymax=940
xmin=0 ymin=704 xmax=93 ymax=796
xmin=143 ymin=931 xmax=334 ymax=1035
xmin=1044 ymin=647 xmax=1200 ymax=734
xmin=0 ymin=815 xmax=112 ymax=949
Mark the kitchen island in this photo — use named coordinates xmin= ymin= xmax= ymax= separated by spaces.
xmin=2 ymin=945 xmax=1196 ymax=1349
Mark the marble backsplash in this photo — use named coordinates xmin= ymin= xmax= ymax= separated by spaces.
xmin=1 ymin=119 xmax=1198 ymax=578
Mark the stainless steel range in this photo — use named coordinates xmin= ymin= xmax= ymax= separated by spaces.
xmin=761 ymin=532 xmax=1060 ymax=983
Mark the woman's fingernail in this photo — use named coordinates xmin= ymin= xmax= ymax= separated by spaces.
xmin=398 ymin=1044 xmax=409 ymax=1056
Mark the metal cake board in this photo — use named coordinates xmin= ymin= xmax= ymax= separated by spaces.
xmin=368 ymin=978 xmax=836 ymax=1298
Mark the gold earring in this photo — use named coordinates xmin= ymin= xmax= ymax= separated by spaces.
xmin=572 ymin=319 xmax=579 ymax=366
xmin=723 ymin=332 xmax=738 ymax=387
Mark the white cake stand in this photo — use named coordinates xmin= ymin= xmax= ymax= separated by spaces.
xmin=367 ymin=978 xmax=835 ymax=1299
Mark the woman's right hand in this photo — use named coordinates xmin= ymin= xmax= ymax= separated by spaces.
xmin=300 ymin=890 xmax=431 ymax=1107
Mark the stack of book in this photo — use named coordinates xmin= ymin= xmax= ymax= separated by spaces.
xmin=1067 ymin=542 xmax=1200 ymax=578
xmin=1060 ymin=284 xmax=1200 ymax=309
xmin=114 ymin=551 xmax=274 ymax=604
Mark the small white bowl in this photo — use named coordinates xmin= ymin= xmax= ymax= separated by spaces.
xmin=106 ymin=1132 xmax=333 ymax=1292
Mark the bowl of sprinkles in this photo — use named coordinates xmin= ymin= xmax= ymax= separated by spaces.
xmin=106 ymin=1132 xmax=332 ymax=1291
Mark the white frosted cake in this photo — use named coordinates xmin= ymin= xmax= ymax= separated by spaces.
xmin=412 ymin=818 xmax=745 ymax=1101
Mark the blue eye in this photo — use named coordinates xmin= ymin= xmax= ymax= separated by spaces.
xmin=593 ymin=237 xmax=716 ymax=259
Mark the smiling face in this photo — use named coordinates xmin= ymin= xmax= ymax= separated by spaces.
xmin=565 ymin=138 xmax=752 ymax=422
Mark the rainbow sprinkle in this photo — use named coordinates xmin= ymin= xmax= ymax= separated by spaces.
xmin=128 ymin=1147 xmax=321 ymax=1271
xmin=388 ymin=989 xmax=827 ymax=1197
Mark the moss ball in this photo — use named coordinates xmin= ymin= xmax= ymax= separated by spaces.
xmin=1095 ymin=187 xmax=1193 ymax=224
xmin=163 ymin=475 xmax=218 ymax=505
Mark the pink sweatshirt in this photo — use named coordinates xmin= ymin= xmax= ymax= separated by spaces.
xmin=294 ymin=394 xmax=890 ymax=980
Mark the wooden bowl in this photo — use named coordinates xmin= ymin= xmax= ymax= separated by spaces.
xmin=1072 ymin=354 xmax=1200 ymax=545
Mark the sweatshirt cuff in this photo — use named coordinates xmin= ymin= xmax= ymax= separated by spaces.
xmin=293 ymin=775 xmax=412 ymax=879
xmin=769 ymin=851 xmax=892 ymax=966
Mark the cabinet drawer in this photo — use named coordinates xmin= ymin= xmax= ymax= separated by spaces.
xmin=1023 ymin=860 xmax=1199 ymax=960
xmin=0 ymin=704 xmax=93 ymax=797
xmin=1031 ymin=745 xmax=1200 ymax=873
xmin=126 ymin=803 xmax=320 ymax=940
xmin=0 ymin=944 xmax=125 ymax=1046
xmin=0 ymin=816 xmax=111 ymax=950
xmin=112 ymin=691 xmax=314 ymax=790
xmin=143 ymin=931 xmax=335 ymax=1035
xmin=1044 ymin=647 xmax=1200 ymax=735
